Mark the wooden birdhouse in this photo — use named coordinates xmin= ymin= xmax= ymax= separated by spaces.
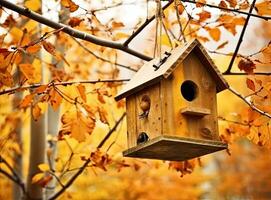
xmin=115 ymin=39 xmax=229 ymax=161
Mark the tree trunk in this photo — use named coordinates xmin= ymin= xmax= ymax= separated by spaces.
xmin=25 ymin=1 xmax=47 ymax=199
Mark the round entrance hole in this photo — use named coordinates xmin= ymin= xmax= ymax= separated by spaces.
xmin=180 ymin=80 xmax=198 ymax=101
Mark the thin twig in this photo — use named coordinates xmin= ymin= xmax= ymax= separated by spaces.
xmin=224 ymin=0 xmax=257 ymax=74
xmin=0 ymin=79 xmax=130 ymax=96
xmin=123 ymin=0 xmax=173 ymax=46
xmin=228 ymin=86 xmax=271 ymax=119
xmin=71 ymin=37 xmax=137 ymax=72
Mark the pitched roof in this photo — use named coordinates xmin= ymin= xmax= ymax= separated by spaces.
xmin=115 ymin=39 xmax=229 ymax=101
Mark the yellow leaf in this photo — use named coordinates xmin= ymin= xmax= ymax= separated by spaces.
xmin=114 ymin=32 xmax=130 ymax=40
xmin=26 ymin=44 xmax=41 ymax=54
xmin=19 ymin=63 xmax=34 ymax=80
xmin=48 ymin=87 xmax=62 ymax=111
xmin=161 ymin=34 xmax=171 ymax=47
xmin=207 ymin=27 xmax=221 ymax=41
xmin=38 ymin=163 xmax=50 ymax=172
xmin=25 ymin=0 xmax=41 ymax=11
xmin=32 ymin=173 xmax=44 ymax=184
xmin=32 ymin=103 xmax=42 ymax=121
xmin=111 ymin=21 xmax=125 ymax=28
xmin=61 ymin=0 xmax=79 ymax=12
xmin=77 ymin=84 xmax=86 ymax=102
xmin=255 ymin=1 xmax=271 ymax=15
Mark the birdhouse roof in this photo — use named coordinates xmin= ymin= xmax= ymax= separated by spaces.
xmin=115 ymin=39 xmax=229 ymax=101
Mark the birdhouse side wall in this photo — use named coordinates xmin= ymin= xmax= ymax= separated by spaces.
xmin=126 ymin=95 xmax=138 ymax=148
xmin=135 ymin=83 xmax=162 ymax=146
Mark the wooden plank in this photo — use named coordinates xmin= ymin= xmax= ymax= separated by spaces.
xmin=123 ymin=135 xmax=227 ymax=161
xmin=180 ymin=107 xmax=211 ymax=116
xmin=136 ymin=83 xmax=162 ymax=142
xmin=126 ymin=96 xmax=137 ymax=148
xmin=160 ymin=79 xmax=175 ymax=135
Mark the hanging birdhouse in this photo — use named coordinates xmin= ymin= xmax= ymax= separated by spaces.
xmin=115 ymin=39 xmax=229 ymax=161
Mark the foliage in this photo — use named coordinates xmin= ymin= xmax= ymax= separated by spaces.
xmin=0 ymin=0 xmax=271 ymax=199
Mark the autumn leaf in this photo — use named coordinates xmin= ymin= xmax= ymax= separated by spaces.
xmin=20 ymin=94 xmax=34 ymax=109
xmin=42 ymin=41 xmax=56 ymax=55
xmin=48 ymin=87 xmax=62 ymax=111
xmin=255 ymin=1 xmax=271 ymax=15
xmin=61 ymin=0 xmax=79 ymax=12
xmin=98 ymin=107 xmax=109 ymax=125
xmin=0 ymin=72 xmax=13 ymax=87
xmin=206 ymin=27 xmax=221 ymax=41
xmin=35 ymin=85 xmax=48 ymax=94
xmin=216 ymin=41 xmax=228 ymax=50
xmin=195 ymin=0 xmax=206 ymax=7
xmin=19 ymin=63 xmax=35 ymax=81
xmin=26 ymin=44 xmax=41 ymax=54
xmin=38 ymin=163 xmax=50 ymax=172
xmin=246 ymin=78 xmax=255 ymax=92
xmin=77 ymin=84 xmax=87 ymax=102
xmin=219 ymin=1 xmax=228 ymax=8
xmin=217 ymin=14 xmax=245 ymax=35
xmin=24 ymin=0 xmax=41 ymax=11
xmin=32 ymin=103 xmax=42 ymax=121
xmin=68 ymin=17 xmax=84 ymax=27
xmin=198 ymin=10 xmax=211 ymax=22
xmin=59 ymin=110 xmax=96 ymax=142
xmin=111 ymin=21 xmax=125 ymax=28
xmin=90 ymin=150 xmax=112 ymax=171
xmin=32 ymin=173 xmax=44 ymax=184
xmin=177 ymin=4 xmax=184 ymax=14
xmin=32 ymin=173 xmax=52 ymax=187
xmin=226 ymin=0 xmax=237 ymax=8
xmin=238 ymin=58 xmax=256 ymax=74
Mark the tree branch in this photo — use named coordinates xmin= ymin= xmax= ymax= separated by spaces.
xmin=49 ymin=112 xmax=126 ymax=200
xmin=123 ymin=0 xmax=173 ymax=46
xmin=224 ymin=0 xmax=257 ymax=74
xmin=181 ymin=0 xmax=271 ymax=21
xmin=228 ymin=86 xmax=271 ymax=119
xmin=0 ymin=79 xmax=130 ymax=96
xmin=0 ymin=0 xmax=152 ymax=61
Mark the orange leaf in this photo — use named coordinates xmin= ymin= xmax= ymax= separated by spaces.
xmin=20 ymin=94 xmax=34 ymax=109
xmin=246 ymin=78 xmax=255 ymax=92
xmin=37 ymin=174 xmax=53 ymax=187
xmin=238 ymin=59 xmax=256 ymax=74
xmin=48 ymin=87 xmax=62 ymax=111
xmin=196 ymin=0 xmax=206 ymax=7
xmin=19 ymin=63 xmax=35 ymax=81
xmin=59 ymin=110 xmax=96 ymax=142
xmin=219 ymin=1 xmax=228 ymax=8
xmin=177 ymin=4 xmax=184 ymax=14
xmin=255 ymin=1 xmax=271 ymax=15
xmin=68 ymin=17 xmax=83 ymax=27
xmin=77 ymin=84 xmax=86 ymax=102
xmin=216 ymin=41 xmax=228 ymax=50
xmin=0 ymin=72 xmax=13 ymax=87
xmin=198 ymin=11 xmax=211 ymax=22
xmin=226 ymin=0 xmax=237 ymax=8
xmin=111 ymin=21 xmax=125 ymax=28
xmin=98 ymin=107 xmax=109 ymax=125
xmin=207 ymin=27 xmax=221 ymax=41
xmin=61 ymin=0 xmax=79 ymax=12
xmin=35 ymin=85 xmax=48 ymax=94
xmin=42 ymin=41 xmax=56 ymax=55
xmin=26 ymin=44 xmax=41 ymax=54
xmin=32 ymin=103 xmax=42 ymax=121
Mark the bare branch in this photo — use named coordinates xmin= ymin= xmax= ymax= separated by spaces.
xmin=0 ymin=79 xmax=130 ymax=96
xmin=223 ymin=0 xmax=257 ymax=74
xmin=71 ymin=37 xmax=137 ymax=72
xmin=49 ymin=113 xmax=126 ymax=200
xmin=0 ymin=0 xmax=152 ymax=61
xmin=123 ymin=0 xmax=173 ymax=46
xmin=228 ymin=86 xmax=271 ymax=119
xmin=181 ymin=0 xmax=271 ymax=21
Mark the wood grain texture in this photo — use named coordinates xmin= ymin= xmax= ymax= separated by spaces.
xmin=180 ymin=107 xmax=211 ymax=116
xmin=135 ymin=83 xmax=162 ymax=143
xmin=126 ymin=96 xmax=137 ymax=148
xmin=123 ymin=135 xmax=227 ymax=161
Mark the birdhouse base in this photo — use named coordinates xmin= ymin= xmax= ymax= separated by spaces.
xmin=123 ymin=135 xmax=227 ymax=161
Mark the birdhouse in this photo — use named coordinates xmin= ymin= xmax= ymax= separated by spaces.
xmin=115 ymin=39 xmax=229 ymax=161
